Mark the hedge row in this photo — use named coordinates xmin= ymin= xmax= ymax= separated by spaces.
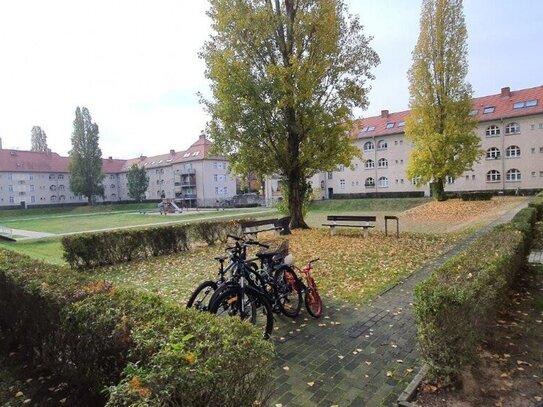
xmin=0 ymin=249 xmax=274 ymax=405
xmin=62 ymin=219 xmax=250 ymax=270
xmin=460 ymin=191 xmax=493 ymax=201
xmin=413 ymin=205 xmax=539 ymax=381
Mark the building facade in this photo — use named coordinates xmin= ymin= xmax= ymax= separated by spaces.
xmin=0 ymin=135 xmax=236 ymax=208
xmin=265 ymin=85 xmax=543 ymax=202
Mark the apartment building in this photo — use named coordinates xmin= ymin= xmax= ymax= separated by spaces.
xmin=0 ymin=135 xmax=236 ymax=208
xmin=265 ymin=85 xmax=543 ymax=201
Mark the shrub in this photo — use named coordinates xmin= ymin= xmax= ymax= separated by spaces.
xmin=460 ymin=192 xmax=493 ymax=201
xmin=528 ymin=196 xmax=543 ymax=220
xmin=496 ymin=207 xmax=537 ymax=253
xmin=414 ymin=226 xmax=528 ymax=381
xmin=0 ymin=249 xmax=274 ymax=404
xmin=190 ymin=219 xmax=244 ymax=245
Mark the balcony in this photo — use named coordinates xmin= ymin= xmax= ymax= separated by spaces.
xmin=176 ymin=193 xmax=197 ymax=200
xmin=178 ymin=168 xmax=196 ymax=175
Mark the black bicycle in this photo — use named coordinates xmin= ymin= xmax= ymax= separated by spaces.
xmin=186 ymin=235 xmax=258 ymax=311
xmin=207 ymin=236 xmax=303 ymax=339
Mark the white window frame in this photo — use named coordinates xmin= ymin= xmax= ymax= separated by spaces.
xmin=505 ymin=145 xmax=521 ymax=158
xmin=364 ymin=159 xmax=375 ymax=169
xmin=486 ymin=147 xmax=501 ymax=160
xmin=506 ymin=169 xmax=521 ymax=182
xmin=485 ymin=125 xmax=500 ymax=137
xmin=378 ymin=176 xmax=389 ymax=188
xmin=377 ymin=158 xmax=388 ymax=168
xmin=505 ymin=122 xmax=520 ymax=135
xmin=486 ymin=170 xmax=501 ymax=182
xmin=363 ymin=141 xmax=374 ymax=152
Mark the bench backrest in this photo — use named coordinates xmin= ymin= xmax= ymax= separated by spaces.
xmin=240 ymin=218 xmax=279 ymax=229
xmin=327 ymin=215 xmax=376 ymax=222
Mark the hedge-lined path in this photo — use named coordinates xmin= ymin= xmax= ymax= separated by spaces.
xmin=270 ymin=200 xmax=529 ymax=407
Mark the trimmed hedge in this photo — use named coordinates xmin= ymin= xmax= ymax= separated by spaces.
xmin=62 ymin=219 xmax=250 ymax=270
xmin=460 ymin=191 xmax=493 ymax=201
xmin=414 ymin=206 xmax=537 ymax=381
xmin=528 ymin=196 xmax=543 ymax=220
xmin=0 ymin=249 xmax=274 ymax=405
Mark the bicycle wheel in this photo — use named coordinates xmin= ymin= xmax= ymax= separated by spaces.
xmin=186 ymin=280 xmax=217 ymax=311
xmin=273 ymin=266 xmax=303 ymax=318
xmin=209 ymin=285 xmax=274 ymax=340
xmin=304 ymin=279 xmax=323 ymax=318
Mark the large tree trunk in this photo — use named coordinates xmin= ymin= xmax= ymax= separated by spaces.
xmin=288 ymin=175 xmax=308 ymax=229
xmin=430 ymin=179 xmax=447 ymax=201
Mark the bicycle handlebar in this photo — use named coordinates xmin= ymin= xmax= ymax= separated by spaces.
xmin=227 ymin=234 xmax=242 ymax=241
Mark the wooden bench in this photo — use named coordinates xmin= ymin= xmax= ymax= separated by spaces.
xmin=240 ymin=217 xmax=291 ymax=238
xmin=322 ymin=215 xmax=376 ymax=237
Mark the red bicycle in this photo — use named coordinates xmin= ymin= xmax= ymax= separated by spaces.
xmin=292 ymin=257 xmax=323 ymax=318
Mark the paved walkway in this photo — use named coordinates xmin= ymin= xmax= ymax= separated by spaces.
xmin=270 ymin=201 xmax=529 ymax=406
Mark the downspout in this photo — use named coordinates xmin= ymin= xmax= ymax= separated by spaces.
xmin=500 ymin=117 xmax=505 ymax=192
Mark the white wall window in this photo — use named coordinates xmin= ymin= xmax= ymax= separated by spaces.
xmin=377 ymin=158 xmax=388 ymax=168
xmin=339 ymin=179 xmax=345 ymax=189
xmin=505 ymin=122 xmax=520 ymax=134
xmin=506 ymin=169 xmax=521 ymax=182
xmin=51 ymin=195 xmax=57 ymax=202
xmin=485 ymin=125 xmax=500 ymax=137
xmin=377 ymin=140 xmax=388 ymax=150
xmin=486 ymin=147 xmax=501 ymax=159
xmin=363 ymin=141 xmax=374 ymax=152
xmin=446 ymin=176 xmax=455 ymax=184
xmin=486 ymin=170 xmax=501 ymax=182
xmin=9 ymin=197 xmax=14 ymax=203
xmin=365 ymin=177 xmax=375 ymax=187
xmin=364 ymin=159 xmax=375 ymax=169
xmin=378 ymin=176 xmax=388 ymax=188
xmin=505 ymin=145 xmax=521 ymax=158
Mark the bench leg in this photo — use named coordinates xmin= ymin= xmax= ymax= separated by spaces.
xmin=330 ymin=225 xmax=336 ymax=236
xmin=363 ymin=228 xmax=369 ymax=238
xmin=274 ymin=229 xmax=280 ymax=238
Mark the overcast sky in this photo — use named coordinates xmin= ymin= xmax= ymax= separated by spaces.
xmin=0 ymin=1 xmax=542 ymax=158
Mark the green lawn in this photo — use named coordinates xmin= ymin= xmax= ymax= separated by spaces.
xmin=0 ymin=238 xmax=65 ymax=265
xmin=91 ymin=228 xmax=461 ymax=305
xmin=0 ymin=202 xmax=157 ymax=220
xmin=308 ymin=197 xmax=429 ymax=213
xmin=1 ymin=208 xmax=276 ymax=234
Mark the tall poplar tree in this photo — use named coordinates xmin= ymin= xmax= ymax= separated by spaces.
xmin=30 ymin=126 xmax=48 ymax=152
xmin=68 ymin=107 xmax=105 ymax=204
xmin=406 ymin=0 xmax=482 ymax=201
xmin=201 ymin=0 xmax=379 ymax=228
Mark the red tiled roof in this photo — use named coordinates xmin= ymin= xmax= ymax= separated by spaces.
xmin=356 ymin=85 xmax=543 ymax=139
xmin=0 ymin=136 xmax=222 ymax=173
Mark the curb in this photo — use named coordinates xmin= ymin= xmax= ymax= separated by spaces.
xmin=397 ymin=364 xmax=429 ymax=406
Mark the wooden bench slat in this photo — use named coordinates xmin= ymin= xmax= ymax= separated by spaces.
xmin=326 ymin=215 xmax=376 ymax=222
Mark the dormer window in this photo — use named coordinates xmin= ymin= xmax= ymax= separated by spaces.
xmin=385 ymin=122 xmax=395 ymax=129
xmin=483 ymin=106 xmax=495 ymax=114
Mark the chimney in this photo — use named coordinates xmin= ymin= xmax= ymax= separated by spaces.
xmin=381 ymin=109 xmax=389 ymax=118
xmin=108 ymin=156 xmax=113 ymax=161
xmin=139 ymin=155 xmax=147 ymax=161
xmin=0 ymin=137 xmax=2 ymax=149
xmin=199 ymin=133 xmax=206 ymax=140
xmin=170 ymin=149 xmax=175 ymax=155
xmin=501 ymin=87 xmax=511 ymax=97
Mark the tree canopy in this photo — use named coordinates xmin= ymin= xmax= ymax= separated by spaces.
xmin=201 ymin=0 xmax=379 ymax=227
xmin=127 ymin=164 xmax=149 ymax=202
xmin=30 ymin=126 xmax=48 ymax=152
xmin=405 ymin=0 xmax=483 ymax=201
xmin=68 ymin=107 xmax=105 ymax=204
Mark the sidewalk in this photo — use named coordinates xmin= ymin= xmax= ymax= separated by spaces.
xmin=270 ymin=200 xmax=529 ymax=406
